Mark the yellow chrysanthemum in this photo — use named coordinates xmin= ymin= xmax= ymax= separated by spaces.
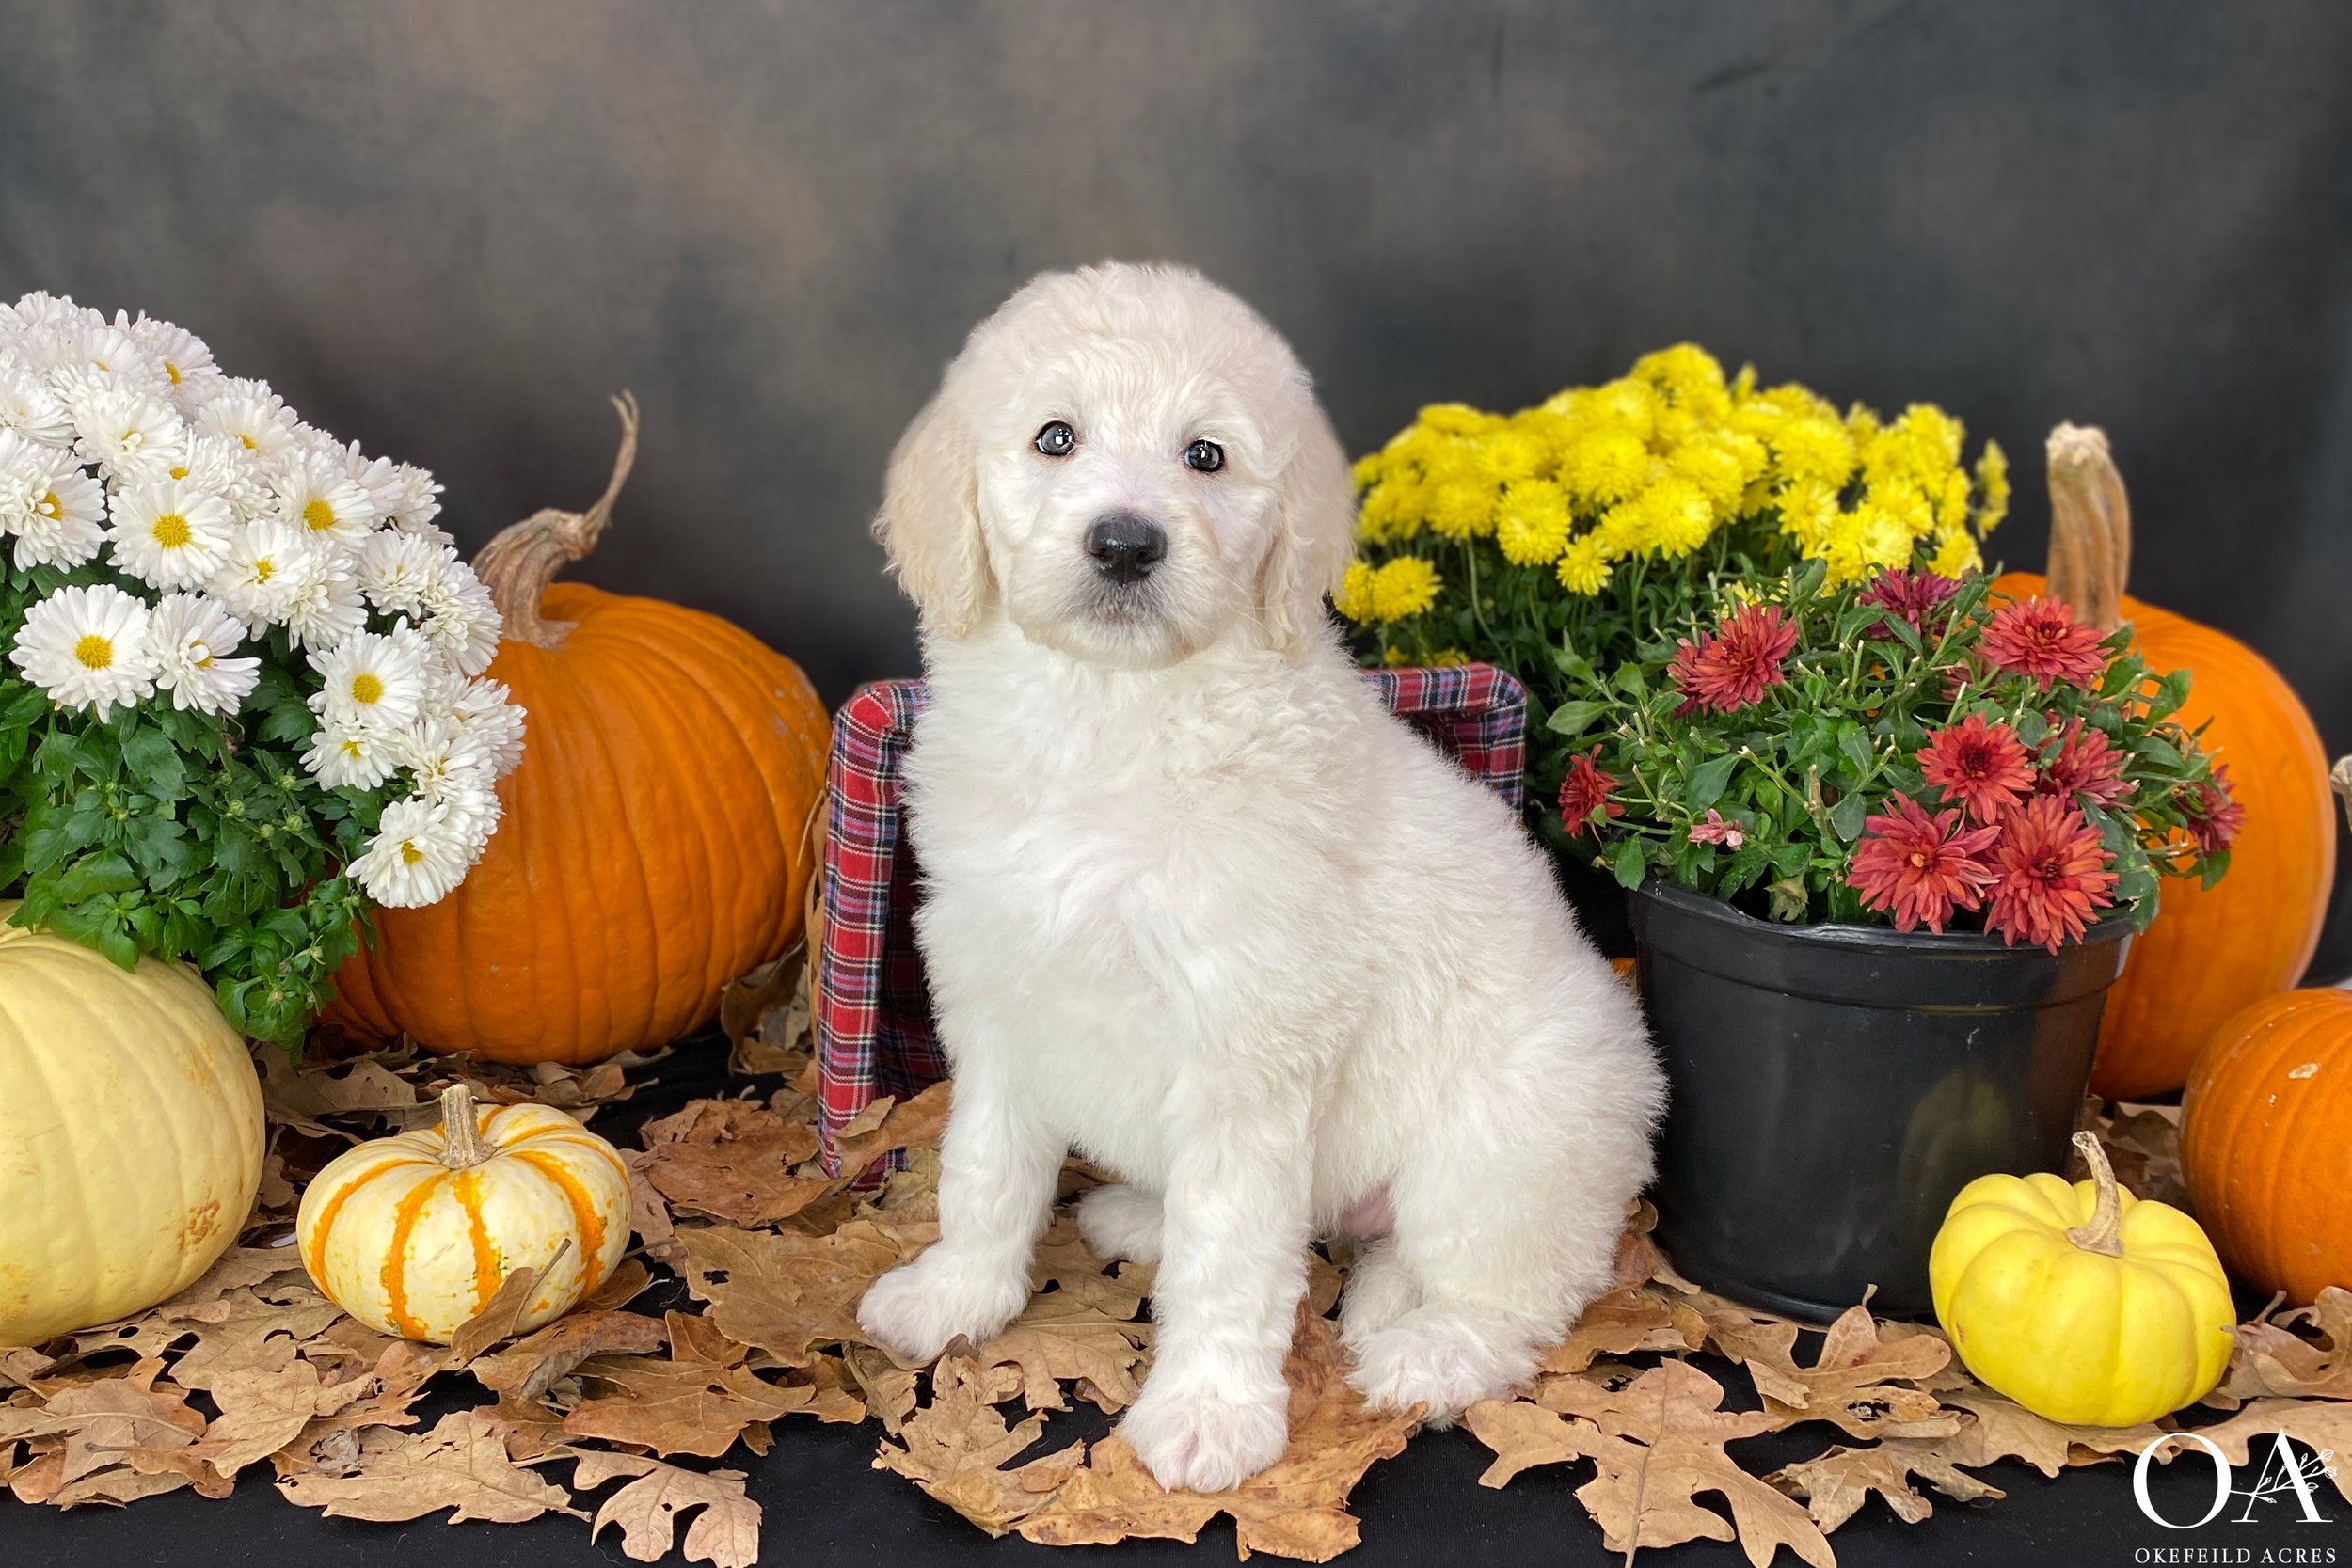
xmin=1333 ymin=559 xmax=1377 ymax=621
xmin=1418 ymin=402 xmax=1501 ymax=437
xmin=1641 ymin=476 xmax=1717 ymax=558
xmin=1427 ymin=646 xmax=1470 ymax=667
xmin=1350 ymin=451 xmax=1388 ymax=491
xmin=1477 ymin=426 xmax=1548 ymax=484
xmin=1974 ymin=439 xmax=2010 ymax=533
xmin=1591 ymin=497 xmax=1650 ymax=560
xmin=1356 ymin=480 xmax=1420 ymax=544
xmin=1556 ymin=533 xmax=1612 ymax=594
xmin=1930 ymin=526 xmax=1983 ymax=578
xmin=1632 ymin=342 xmax=1727 ymax=402
xmin=1424 ymin=476 xmax=1498 ymax=540
xmin=1369 ymin=556 xmax=1441 ymax=622
xmin=1935 ymin=467 xmax=1972 ymax=532
xmin=1559 ymin=426 xmax=1652 ymax=508
xmin=1667 ymin=432 xmax=1757 ymax=511
xmin=1772 ymin=416 xmax=1856 ymax=491
xmin=1774 ymin=482 xmax=1839 ymax=553
xmin=1495 ymin=479 xmax=1573 ymax=566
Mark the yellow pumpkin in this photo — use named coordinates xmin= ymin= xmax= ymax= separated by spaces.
xmin=296 ymin=1084 xmax=630 ymax=1343
xmin=0 ymin=909 xmax=263 ymax=1346
xmin=1930 ymin=1132 xmax=2234 ymax=1426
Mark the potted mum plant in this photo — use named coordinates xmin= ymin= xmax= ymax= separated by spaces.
xmin=1336 ymin=343 xmax=2010 ymax=950
xmin=1561 ymin=560 xmax=2235 ymax=1319
xmin=0 ymin=291 xmax=525 ymax=1043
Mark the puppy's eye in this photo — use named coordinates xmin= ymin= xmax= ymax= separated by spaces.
xmin=1183 ymin=438 xmax=1224 ymax=473
xmin=1034 ymin=421 xmax=1076 ymax=458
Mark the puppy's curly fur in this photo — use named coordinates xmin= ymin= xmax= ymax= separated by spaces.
xmin=857 ymin=263 xmax=1664 ymax=1493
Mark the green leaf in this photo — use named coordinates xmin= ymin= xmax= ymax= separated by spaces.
xmin=1686 ymin=752 xmax=1740 ymax=813
xmin=1547 ymin=700 xmax=1613 ymax=738
xmin=119 ymin=725 xmax=188 ymax=800
xmin=1836 ymin=722 xmax=1874 ymax=782
xmin=55 ymin=851 xmax=139 ymax=903
xmin=1611 ymin=836 xmax=1648 ymax=890
xmin=1828 ymin=790 xmax=1868 ymax=843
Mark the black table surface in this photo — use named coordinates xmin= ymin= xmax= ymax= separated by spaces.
xmin=6 ymin=1045 xmax=2343 ymax=1567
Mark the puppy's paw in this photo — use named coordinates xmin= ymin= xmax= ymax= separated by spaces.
xmin=856 ymin=1250 xmax=1029 ymax=1364
xmin=1337 ymin=1241 xmax=1421 ymax=1351
xmin=1346 ymin=1307 xmax=1534 ymax=1423
xmin=1120 ymin=1381 xmax=1289 ymax=1493
xmin=1075 ymin=1182 xmax=1164 ymax=1265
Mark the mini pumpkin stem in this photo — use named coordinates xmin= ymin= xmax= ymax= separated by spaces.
xmin=437 ymin=1083 xmax=494 ymax=1170
xmin=472 ymin=391 xmax=641 ymax=650
xmin=2064 ymin=1129 xmax=2126 ymax=1257
xmin=2331 ymin=756 xmax=2352 ymax=836
xmin=2043 ymin=423 xmax=2131 ymax=633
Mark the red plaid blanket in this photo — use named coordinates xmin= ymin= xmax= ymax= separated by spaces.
xmin=815 ymin=661 xmax=1529 ymax=1174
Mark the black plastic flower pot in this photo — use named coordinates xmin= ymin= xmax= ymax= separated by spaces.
xmin=1629 ymin=880 xmax=2134 ymax=1323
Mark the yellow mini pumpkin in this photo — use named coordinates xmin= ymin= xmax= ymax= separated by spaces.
xmin=1930 ymin=1132 xmax=2234 ymax=1426
xmin=0 ymin=909 xmax=262 ymax=1346
xmin=296 ymin=1083 xmax=631 ymax=1343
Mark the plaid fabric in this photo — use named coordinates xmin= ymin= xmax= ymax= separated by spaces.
xmin=816 ymin=661 xmax=1527 ymax=1174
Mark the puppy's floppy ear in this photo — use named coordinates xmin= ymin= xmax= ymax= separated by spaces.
xmin=874 ymin=391 xmax=991 ymax=638
xmin=1259 ymin=400 xmax=1357 ymax=657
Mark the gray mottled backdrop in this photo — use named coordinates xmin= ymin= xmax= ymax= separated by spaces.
xmin=5 ymin=0 xmax=2350 ymax=959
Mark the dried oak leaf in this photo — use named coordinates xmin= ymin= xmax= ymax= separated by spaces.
xmin=1476 ymin=1358 xmax=1836 ymax=1568
xmin=1540 ymin=1285 xmax=1708 ymax=1376
xmin=562 ymin=1350 xmax=858 ymax=1457
xmin=967 ymin=1292 xmax=1152 ymax=1415
xmin=450 ymin=1249 xmax=567 ymax=1364
xmin=1017 ymin=1313 xmax=1421 ymax=1562
xmin=2077 ymin=1101 xmax=2187 ymax=1208
xmin=639 ymin=1098 xmax=829 ymax=1226
xmin=2210 ymin=1288 xmax=2352 ymax=1405
xmin=277 ymin=1409 xmax=580 ymax=1524
xmin=678 ymin=1219 xmax=931 ymax=1367
xmin=258 ymin=1052 xmax=420 ymax=1137
xmin=1931 ymin=1387 xmax=2163 ymax=1476
xmin=843 ymin=1343 xmax=920 ymax=1435
xmin=577 ymin=1452 xmax=764 ymax=1568
xmin=829 ymin=1081 xmax=954 ymax=1180
xmin=875 ymin=1369 xmax=1089 ymax=1537
xmin=9 ymin=1359 xmax=206 ymax=1488
xmin=471 ymin=1310 xmax=668 ymax=1405
xmin=1754 ymin=1304 xmax=1959 ymax=1440
xmin=1771 ymin=1438 xmax=2004 ymax=1531
xmin=270 ymin=1340 xmax=455 ymax=1480
xmin=2179 ymin=1400 xmax=2352 ymax=1502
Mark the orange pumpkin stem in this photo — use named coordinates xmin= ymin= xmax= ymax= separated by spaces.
xmin=2064 ymin=1130 xmax=2126 ymax=1257
xmin=437 ymin=1083 xmax=493 ymax=1170
xmin=2331 ymin=756 xmax=2352 ymax=835
xmin=2043 ymin=423 xmax=2131 ymax=633
xmin=472 ymin=392 xmax=641 ymax=650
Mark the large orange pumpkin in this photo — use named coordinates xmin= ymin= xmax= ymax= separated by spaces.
xmin=328 ymin=397 xmax=832 ymax=1064
xmin=1993 ymin=425 xmax=2334 ymax=1101
xmin=2180 ymin=822 xmax=2352 ymax=1306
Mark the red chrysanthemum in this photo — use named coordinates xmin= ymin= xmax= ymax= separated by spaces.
xmin=1981 ymin=595 xmax=2108 ymax=690
xmin=2037 ymin=717 xmax=2134 ymax=809
xmin=1983 ymin=795 xmax=2118 ymax=952
xmin=2181 ymin=764 xmax=2246 ymax=856
xmin=1846 ymin=792 xmax=2000 ymax=934
xmin=1918 ymin=712 xmax=2034 ymax=823
xmin=1857 ymin=568 xmax=1961 ymax=641
xmin=1559 ymin=746 xmax=1624 ymax=835
xmin=1669 ymin=603 xmax=1801 ymax=716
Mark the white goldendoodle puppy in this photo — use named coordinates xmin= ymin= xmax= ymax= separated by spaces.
xmin=856 ymin=261 xmax=1663 ymax=1493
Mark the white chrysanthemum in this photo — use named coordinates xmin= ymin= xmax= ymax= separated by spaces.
xmin=67 ymin=381 xmax=185 ymax=484
xmin=168 ymin=433 xmax=271 ymax=520
xmin=193 ymin=378 xmax=298 ymax=456
xmin=126 ymin=315 xmax=220 ymax=396
xmin=0 ymin=292 xmax=96 ymax=338
xmin=265 ymin=449 xmax=377 ymax=549
xmin=0 ymin=429 xmax=58 ymax=524
xmin=308 ymin=626 xmax=429 ymax=726
xmin=357 ymin=528 xmax=457 ymax=617
xmin=209 ymin=517 xmax=317 ymax=628
xmin=383 ymin=463 xmax=447 ymax=537
xmin=147 ymin=592 xmax=259 ymax=716
xmin=443 ymin=781 xmax=503 ymax=863
xmin=107 ymin=477 xmax=235 ymax=590
xmin=282 ymin=559 xmax=367 ymax=651
xmin=9 ymin=584 xmax=157 ymax=718
xmin=442 ymin=675 xmax=527 ymax=779
xmin=5 ymin=456 xmax=107 ymax=571
xmin=398 ymin=712 xmax=492 ymax=798
xmin=63 ymin=316 xmax=164 ymax=388
xmin=299 ymin=711 xmax=398 ymax=790
xmin=349 ymin=795 xmax=471 ymax=908
xmin=0 ymin=355 xmax=73 ymax=448
xmin=419 ymin=571 xmax=501 ymax=676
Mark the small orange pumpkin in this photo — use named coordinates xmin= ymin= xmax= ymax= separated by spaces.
xmin=1993 ymin=426 xmax=2334 ymax=1100
xmin=2181 ymin=768 xmax=2352 ymax=1304
xmin=328 ymin=398 xmax=832 ymax=1064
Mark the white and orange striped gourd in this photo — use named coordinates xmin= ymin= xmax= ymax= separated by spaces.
xmin=295 ymin=1083 xmax=631 ymax=1343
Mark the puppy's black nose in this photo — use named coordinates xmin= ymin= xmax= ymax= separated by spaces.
xmin=1085 ymin=513 xmax=1168 ymax=585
